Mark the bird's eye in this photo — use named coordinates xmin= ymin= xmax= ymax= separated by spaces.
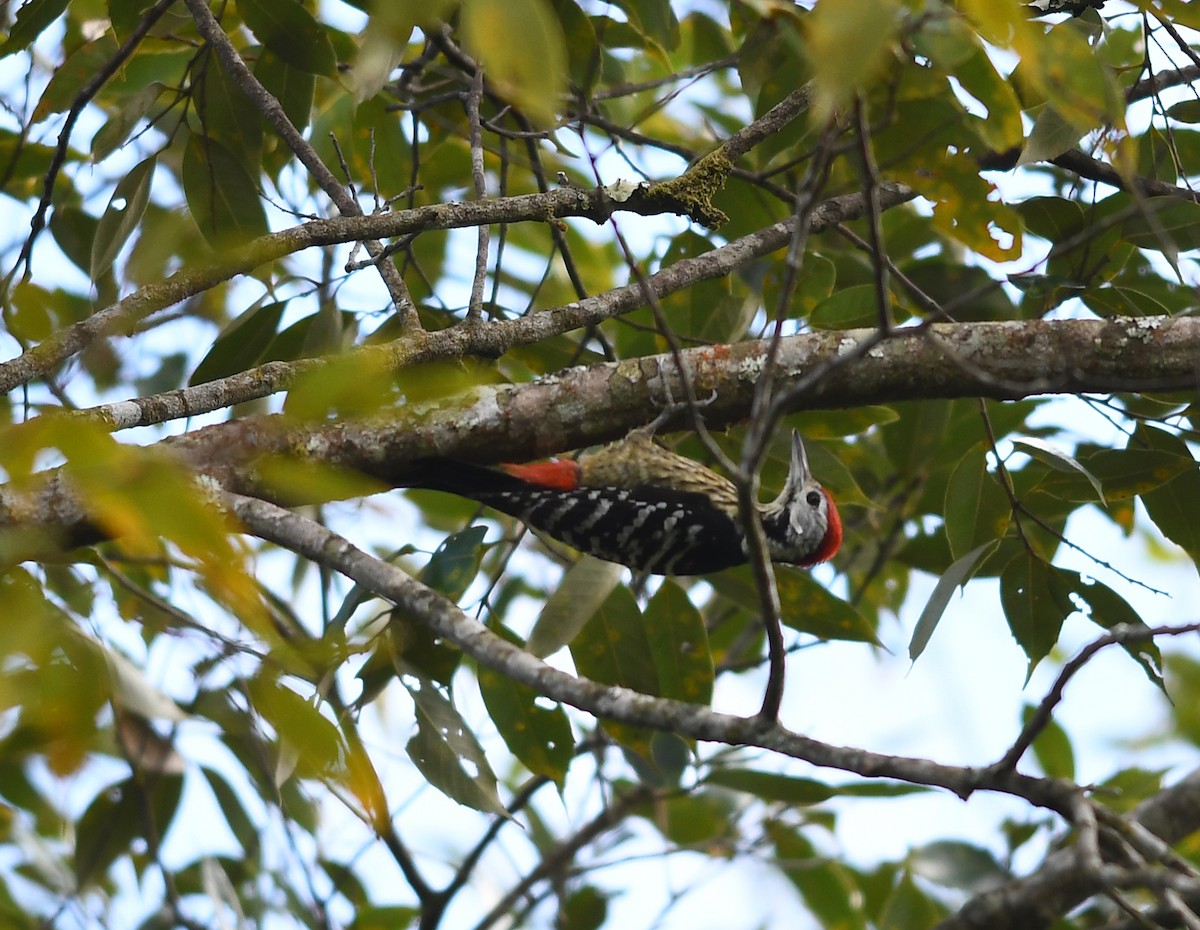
xmin=806 ymin=490 xmax=822 ymax=508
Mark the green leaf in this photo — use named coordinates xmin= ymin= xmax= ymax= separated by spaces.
xmin=352 ymin=906 xmax=423 ymax=930
xmin=461 ymin=0 xmax=567 ymax=127
xmin=8 ymin=281 xmax=88 ymax=342
xmin=548 ymin=0 xmax=600 ymax=92
xmin=237 ymin=0 xmax=337 ymax=75
xmin=1021 ymin=704 xmax=1075 ymax=780
xmin=404 ymin=671 xmax=508 ymax=816
xmin=1071 ymin=575 xmax=1164 ymax=691
xmin=1135 ymin=424 xmax=1200 ymax=571
xmin=999 ymin=555 xmax=1076 ymax=671
xmin=956 ymin=48 xmax=1024 ymax=153
xmin=1093 ymin=766 xmax=1168 ymax=814
xmin=944 ymin=447 xmax=1011 ymax=559
xmin=32 ymin=31 xmax=120 ymax=122
xmin=1122 ymin=198 xmax=1200 ymax=255
xmin=879 ymin=872 xmax=946 ymax=930
xmin=910 ymin=840 xmax=1010 ymax=893
xmin=1013 ymin=438 xmax=1104 ymax=504
xmin=201 ymin=765 xmax=261 ymax=855
xmin=914 ymin=13 xmax=1022 ymax=151
xmin=909 ymin=541 xmax=997 ymax=662
xmin=1016 ymin=195 xmax=1085 ymax=242
xmin=806 ymin=0 xmax=902 ymax=118
xmin=643 ymin=581 xmax=713 ymax=706
xmin=527 ymin=556 xmax=622 ymax=658
xmin=558 ymin=886 xmax=609 ymax=930
xmin=0 ymin=0 xmax=71 ymax=58
xmin=1166 ymin=99 xmax=1200 ymax=124
xmin=355 ymin=600 xmax=462 ymax=701
xmin=75 ymin=774 xmax=184 ymax=887
xmin=254 ymin=47 xmax=315 ymax=133
xmin=570 ymin=586 xmax=659 ymax=759
xmin=198 ymin=52 xmax=264 ymax=170
xmin=247 ymin=675 xmax=342 ymax=780
xmin=1083 ymin=284 xmax=1179 ymax=318
xmin=109 ymin=0 xmax=192 ymax=39
xmin=420 ymin=526 xmax=487 ymax=601
xmin=189 ymin=300 xmax=288 ymax=386
xmin=810 ymin=284 xmax=882 ymax=330
xmin=768 ymin=821 xmax=867 ymax=929
xmin=91 ymin=155 xmax=157 ymax=281
xmin=1037 ymin=448 xmax=1191 ymax=502
xmin=478 ymin=627 xmax=574 ymax=787
xmin=710 ymin=565 xmax=878 ymax=644
xmin=1018 ymin=105 xmax=1081 ymax=165
xmin=264 ymin=309 xmax=358 ymax=366
xmin=349 ymin=5 xmax=419 ymax=101
xmin=1167 ymin=654 xmax=1200 ymax=748
xmin=785 ymin=252 xmax=837 ymax=318
xmin=781 ymin=565 xmax=859 ymax=638
xmin=707 ymin=768 xmax=836 ymax=804
xmin=182 ymin=134 xmax=270 ymax=248
xmin=614 ymin=0 xmax=680 ymax=52
xmin=0 ymin=128 xmax=61 ymax=200
xmin=615 ymin=231 xmax=755 ymax=353
xmin=1037 ymin=21 xmax=1123 ymax=132
xmin=284 ymin=350 xmax=408 ymax=424
xmin=569 ymin=587 xmax=658 ymax=695
xmin=632 ymin=792 xmax=736 ymax=847
xmin=903 ymin=259 xmax=1018 ymax=320
xmin=91 ymin=81 xmax=167 ymax=161
xmin=789 ymin=407 xmax=900 ymax=439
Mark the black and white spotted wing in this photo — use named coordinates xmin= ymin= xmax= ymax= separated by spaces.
xmin=477 ymin=483 xmax=745 ymax=575
xmin=406 ymin=459 xmax=747 ymax=574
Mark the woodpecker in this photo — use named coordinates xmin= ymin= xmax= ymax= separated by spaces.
xmin=407 ymin=430 xmax=842 ymax=575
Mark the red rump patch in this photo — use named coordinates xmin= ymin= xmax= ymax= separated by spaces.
xmin=501 ymin=459 xmax=582 ymax=491
xmin=803 ymin=490 xmax=843 ymax=566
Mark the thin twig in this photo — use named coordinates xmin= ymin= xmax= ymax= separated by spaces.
xmin=853 ymin=96 xmax=893 ymax=334
xmin=181 ymin=0 xmax=419 ymax=325
xmin=6 ymin=0 xmax=179 ymax=287
xmin=989 ymin=622 xmax=1200 ymax=776
xmin=465 ymin=64 xmax=490 ymax=323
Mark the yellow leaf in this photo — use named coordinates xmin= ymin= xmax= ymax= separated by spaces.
xmin=461 ymin=0 xmax=567 ymax=127
xmin=806 ymin=0 xmax=902 ymax=118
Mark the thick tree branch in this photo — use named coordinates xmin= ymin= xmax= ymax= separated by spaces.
xmin=2 ymin=315 xmax=1199 ymax=551
xmin=0 ymin=186 xmax=648 ymax=397
xmin=223 ymin=495 xmax=1200 ymax=930
xmin=71 ymin=184 xmax=918 ymax=430
xmin=0 ymin=182 xmax=914 ymax=400
xmin=1127 ymin=64 xmax=1200 ymax=103
xmin=171 ymin=315 xmax=1200 ymax=480
xmin=937 ymin=768 xmax=1200 ymax=930
xmin=225 ymin=491 xmax=1077 ymax=816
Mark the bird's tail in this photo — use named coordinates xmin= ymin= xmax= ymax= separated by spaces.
xmin=402 ymin=458 xmax=525 ymax=497
xmin=404 ymin=456 xmax=582 ymax=498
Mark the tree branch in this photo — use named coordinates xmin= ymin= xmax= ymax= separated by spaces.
xmin=937 ymin=768 xmax=1200 ymax=930
xmin=223 ymin=494 xmax=1200 ymax=930
xmin=66 ymin=184 xmax=918 ymax=430
xmin=3 ymin=316 xmax=1200 ymax=551
xmin=224 ymin=491 xmax=1078 ymax=818
xmin=0 ymin=181 xmax=914 ymax=400
xmin=181 ymin=0 xmax=419 ymax=324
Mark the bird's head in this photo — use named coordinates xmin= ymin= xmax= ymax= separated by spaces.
xmin=762 ymin=431 xmax=842 ymax=567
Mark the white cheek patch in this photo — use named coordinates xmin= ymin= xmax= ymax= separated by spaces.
xmin=789 ymin=505 xmax=807 ymax=541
